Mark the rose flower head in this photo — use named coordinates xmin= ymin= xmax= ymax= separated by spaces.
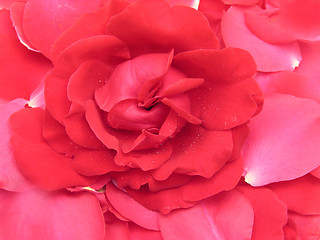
xmin=9 ymin=0 xmax=262 ymax=214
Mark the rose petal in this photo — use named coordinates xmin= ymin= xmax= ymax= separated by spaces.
xmin=238 ymin=186 xmax=287 ymax=240
xmin=289 ymin=212 xmax=320 ymax=240
xmin=243 ymin=94 xmax=320 ymax=186
xmin=268 ymin=174 xmax=320 ymax=215
xmin=296 ymin=41 xmax=320 ymax=79
xmin=221 ymin=6 xmax=301 ymax=72
xmin=22 ymin=0 xmax=104 ymax=57
xmin=174 ymin=48 xmax=262 ymax=130
xmin=222 ymin=0 xmax=259 ymax=5
xmin=0 ymin=99 xmax=33 ymax=191
xmin=106 ymin=0 xmax=218 ymax=56
xmin=105 ymin=182 xmax=160 ymax=231
xmin=0 ymin=0 xmax=24 ymax=9
xmin=0 ymin=189 xmax=105 ymax=240
xmin=152 ymin=124 xmax=233 ymax=180
xmin=128 ymin=223 xmax=163 ymax=240
xmin=0 ymin=10 xmax=52 ymax=101
xmin=10 ymin=108 xmax=96 ymax=190
xmin=159 ymin=189 xmax=254 ymax=240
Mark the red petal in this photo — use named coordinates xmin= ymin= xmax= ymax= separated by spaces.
xmin=51 ymin=0 xmax=130 ymax=61
xmin=0 ymin=189 xmax=105 ymax=240
xmin=159 ymin=189 xmax=254 ymax=240
xmin=221 ymin=6 xmax=301 ymax=72
xmin=106 ymin=0 xmax=219 ymax=56
xmin=0 ymin=10 xmax=52 ymax=101
xmin=23 ymin=0 xmax=104 ymax=57
xmin=72 ymin=148 xmax=125 ymax=176
xmin=128 ymin=223 xmax=163 ymax=240
xmin=268 ymin=174 xmax=320 ymax=215
xmin=174 ymin=48 xmax=262 ymax=130
xmin=222 ymin=0 xmax=259 ymax=5
xmin=10 ymin=108 xmax=96 ymax=190
xmin=152 ymin=124 xmax=233 ymax=180
xmin=105 ymin=182 xmax=161 ymax=230
xmin=0 ymin=0 xmax=25 ymax=9
xmin=243 ymin=94 xmax=320 ymax=186
xmin=127 ymin=157 xmax=243 ymax=213
xmin=288 ymin=212 xmax=320 ymax=240
xmin=0 ymin=99 xmax=33 ymax=191
xmin=238 ymin=186 xmax=287 ymax=240
xmin=95 ymin=52 xmax=173 ymax=112
xmin=296 ymin=41 xmax=320 ymax=79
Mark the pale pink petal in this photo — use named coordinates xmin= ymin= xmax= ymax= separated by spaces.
xmin=105 ymin=182 xmax=160 ymax=231
xmin=243 ymin=94 xmax=320 ymax=186
xmin=221 ymin=6 xmax=301 ymax=72
xmin=0 ymin=189 xmax=105 ymax=240
xmin=0 ymin=99 xmax=33 ymax=191
xmin=159 ymin=189 xmax=254 ymax=240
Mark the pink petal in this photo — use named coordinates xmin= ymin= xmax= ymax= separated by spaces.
xmin=0 ymin=189 xmax=105 ymax=240
xmin=22 ymin=0 xmax=104 ymax=57
xmin=105 ymin=182 xmax=160 ymax=231
xmin=296 ymin=41 xmax=320 ymax=79
xmin=238 ymin=186 xmax=287 ymax=240
xmin=0 ymin=99 xmax=33 ymax=191
xmin=0 ymin=10 xmax=52 ymax=101
xmin=243 ymin=94 xmax=320 ymax=186
xmin=221 ymin=6 xmax=301 ymax=72
xmin=159 ymin=189 xmax=254 ymax=240
xmin=0 ymin=0 xmax=24 ymax=9
xmin=128 ymin=223 xmax=163 ymax=240
xmin=221 ymin=0 xmax=259 ymax=5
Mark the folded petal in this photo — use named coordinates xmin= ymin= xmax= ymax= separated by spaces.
xmin=288 ymin=212 xmax=320 ymax=240
xmin=243 ymin=94 xmax=320 ymax=186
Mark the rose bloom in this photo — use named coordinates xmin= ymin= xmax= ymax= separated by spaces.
xmin=1 ymin=0 xmax=320 ymax=239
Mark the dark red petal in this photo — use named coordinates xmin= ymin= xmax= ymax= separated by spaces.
xmin=152 ymin=124 xmax=233 ymax=180
xmin=51 ymin=0 xmax=130 ymax=61
xmin=95 ymin=52 xmax=172 ymax=112
xmin=10 ymin=108 xmax=96 ymax=190
xmin=105 ymin=182 xmax=161 ymax=230
xmin=64 ymin=105 xmax=106 ymax=149
xmin=0 ymin=189 xmax=105 ymax=240
xmin=114 ymin=141 xmax=172 ymax=170
xmin=238 ymin=186 xmax=287 ymax=240
xmin=159 ymin=189 xmax=254 ymax=239
xmin=0 ymin=10 xmax=52 ymax=101
xmin=23 ymin=0 xmax=104 ymax=57
xmin=268 ymin=174 xmax=320 ymax=215
xmin=72 ymin=148 xmax=125 ymax=176
xmin=43 ymin=109 xmax=77 ymax=155
xmin=67 ymin=60 xmax=111 ymax=107
xmin=127 ymin=157 xmax=243 ymax=213
xmin=0 ymin=99 xmax=33 ymax=191
xmin=106 ymin=0 xmax=218 ymax=56
xmin=174 ymin=48 xmax=262 ymax=130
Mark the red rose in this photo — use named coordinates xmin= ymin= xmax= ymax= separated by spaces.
xmin=8 ymin=0 xmax=262 ymax=214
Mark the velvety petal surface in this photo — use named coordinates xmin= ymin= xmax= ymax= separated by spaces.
xmin=159 ymin=189 xmax=254 ymax=240
xmin=243 ymin=94 xmax=320 ymax=186
xmin=221 ymin=6 xmax=301 ymax=72
xmin=0 ymin=189 xmax=105 ymax=240
xmin=0 ymin=10 xmax=52 ymax=101
xmin=289 ymin=212 xmax=320 ymax=240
